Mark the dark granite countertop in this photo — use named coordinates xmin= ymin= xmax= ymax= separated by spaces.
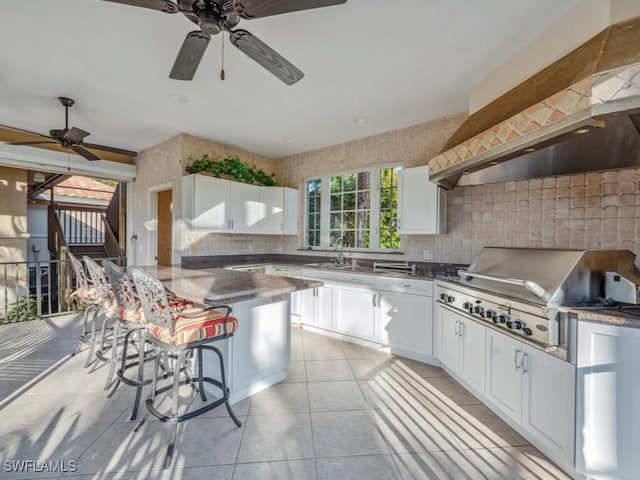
xmin=572 ymin=308 xmax=640 ymax=329
xmin=181 ymin=254 xmax=465 ymax=281
xmin=137 ymin=265 xmax=322 ymax=307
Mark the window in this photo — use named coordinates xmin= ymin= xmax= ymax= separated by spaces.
xmin=305 ymin=165 xmax=401 ymax=251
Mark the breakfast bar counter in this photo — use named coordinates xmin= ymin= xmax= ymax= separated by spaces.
xmin=138 ymin=265 xmax=322 ymax=402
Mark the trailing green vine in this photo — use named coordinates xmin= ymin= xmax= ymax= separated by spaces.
xmin=185 ymin=154 xmax=276 ymax=186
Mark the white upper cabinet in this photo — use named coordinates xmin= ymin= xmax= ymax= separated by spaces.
xmin=259 ymin=186 xmax=298 ymax=235
xmin=397 ymin=165 xmax=446 ymax=234
xmin=182 ymin=174 xmax=298 ymax=235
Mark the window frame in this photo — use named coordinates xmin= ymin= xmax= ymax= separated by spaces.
xmin=304 ymin=163 xmax=401 ymax=252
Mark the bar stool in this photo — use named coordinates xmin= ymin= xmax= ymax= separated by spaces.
xmin=83 ymin=256 xmax=126 ymax=389
xmin=129 ymin=267 xmax=241 ymax=468
xmin=67 ymin=252 xmax=101 ymax=368
xmin=103 ymin=260 xmax=158 ymax=420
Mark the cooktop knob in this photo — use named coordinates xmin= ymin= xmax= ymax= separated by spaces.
xmin=494 ymin=314 xmax=508 ymax=324
xmin=463 ymin=302 xmax=472 ymax=310
xmin=521 ymin=327 xmax=533 ymax=336
xmin=445 ymin=295 xmax=455 ymax=303
xmin=507 ymin=320 xmax=524 ymax=330
xmin=485 ymin=310 xmax=496 ymax=319
xmin=474 ymin=305 xmax=485 ymax=316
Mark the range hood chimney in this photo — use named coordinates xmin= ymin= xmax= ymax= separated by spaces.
xmin=429 ymin=15 xmax=640 ymax=189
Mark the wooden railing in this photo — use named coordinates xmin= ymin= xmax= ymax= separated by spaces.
xmin=103 ymin=216 xmax=125 ymax=263
xmin=47 ymin=204 xmax=67 ymax=260
xmin=56 ymin=205 xmax=105 ymax=245
xmin=105 ymin=183 xmax=121 ymax=239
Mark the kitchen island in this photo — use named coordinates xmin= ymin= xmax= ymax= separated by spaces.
xmin=139 ymin=265 xmax=322 ymax=402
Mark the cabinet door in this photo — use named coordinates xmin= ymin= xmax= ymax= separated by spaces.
xmin=458 ymin=318 xmax=485 ymax=395
xmin=259 ymin=187 xmax=284 ymax=234
xmin=397 ymin=165 xmax=444 ymax=234
xmin=314 ymin=284 xmax=334 ymax=331
xmin=334 ymin=285 xmax=377 ymax=340
xmin=282 ymin=187 xmax=298 ymax=235
xmin=576 ymin=321 xmax=640 ymax=479
xmin=485 ymin=329 xmax=522 ymax=423
xmin=522 ymin=345 xmax=575 ymax=467
xmin=438 ymin=307 xmax=461 ymax=373
xmin=228 ymin=182 xmax=261 ymax=233
xmin=379 ymin=290 xmax=432 ymax=355
xmin=192 ymin=175 xmax=229 ymax=230
xmin=299 ymin=287 xmax=317 ymax=326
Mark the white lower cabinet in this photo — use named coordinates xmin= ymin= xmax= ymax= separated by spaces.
xmin=576 ymin=321 xmax=640 ymax=480
xmin=436 ymin=306 xmax=485 ymax=395
xmin=334 ymin=285 xmax=377 ymax=340
xmin=300 ymin=284 xmax=334 ymax=331
xmin=378 ymin=290 xmax=432 ymax=356
xmin=485 ymin=328 xmax=575 ymax=467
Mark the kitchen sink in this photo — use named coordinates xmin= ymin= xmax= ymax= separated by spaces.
xmin=303 ymin=262 xmax=354 ymax=270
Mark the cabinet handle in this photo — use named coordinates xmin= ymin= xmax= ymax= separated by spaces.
xmin=514 ymin=348 xmax=521 ymax=370
xmin=372 ymin=294 xmax=377 ymax=307
xmin=454 ymin=320 xmax=459 ymax=335
xmin=521 ymin=352 xmax=528 ymax=374
xmin=458 ymin=322 xmax=464 ymax=337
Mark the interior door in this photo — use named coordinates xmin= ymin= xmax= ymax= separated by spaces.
xmin=156 ymin=188 xmax=172 ymax=266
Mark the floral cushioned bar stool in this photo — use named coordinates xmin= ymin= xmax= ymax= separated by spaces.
xmin=83 ymin=256 xmax=124 ymax=390
xmin=129 ymin=267 xmax=241 ymax=469
xmin=103 ymin=259 xmax=157 ymax=420
xmin=67 ymin=252 xmax=101 ymax=368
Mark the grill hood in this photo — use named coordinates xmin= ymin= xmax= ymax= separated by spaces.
xmin=458 ymin=247 xmax=640 ymax=306
xmin=429 ymin=16 xmax=640 ymax=189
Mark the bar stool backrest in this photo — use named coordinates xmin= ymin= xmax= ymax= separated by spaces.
xmin=67 ymin=251 xmax=90 ymax=292
xmin=130 ymin=267 xmax=176 ymax=335
xmin=103 ymin=260 xmax=138 ymax=311
xmin=83 ymin=256 xmax=111 ymax=303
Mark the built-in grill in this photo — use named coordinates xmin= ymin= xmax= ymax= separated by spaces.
xmin=435 ymin=247 xmax=640 ymax=361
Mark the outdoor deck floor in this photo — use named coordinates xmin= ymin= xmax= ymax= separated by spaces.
xmin=0 ymin=314 xmax=571 ymax=479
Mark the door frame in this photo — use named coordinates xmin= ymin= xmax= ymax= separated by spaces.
xmin=147 ymin=181 xmax=175 ymax=266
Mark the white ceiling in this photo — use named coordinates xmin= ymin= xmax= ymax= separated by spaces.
xmin=0 ymin=0 xmax=580 ymax=160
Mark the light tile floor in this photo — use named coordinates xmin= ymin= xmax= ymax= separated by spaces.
xmin=0 ymin=314 xmax=572 ymax=479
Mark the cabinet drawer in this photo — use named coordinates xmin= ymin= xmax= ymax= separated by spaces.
xmin=376 ymin=277 xmax=433 ymax=296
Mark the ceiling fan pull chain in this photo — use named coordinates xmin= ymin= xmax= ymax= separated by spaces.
xmin=220 ymin=33 xmax=226 ymax=81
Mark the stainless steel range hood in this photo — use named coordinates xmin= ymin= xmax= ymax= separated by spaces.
xmin=429 ymin=16 xmax=640 ymax=189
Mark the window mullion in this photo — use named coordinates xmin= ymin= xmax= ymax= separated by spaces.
xmin=320 ymin=174 xmax=331 ymax=248
xmin=370 ymin=167 xmax=381 ymax=248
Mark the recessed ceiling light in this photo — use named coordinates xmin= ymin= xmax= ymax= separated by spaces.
xmin=463 ymin=171 xmax=470 ymax=175
xmin=523 ymin=147 xmax=536 ymax=153
xmin=169 ymin=93 xmax=187 ymax=103
xmin=353 ymin=117 xmax=367 ymax=124
xmin=489 ymin=161 xmax=498 ymax=166
xmin=282 ymin=138 xmax=294 ymax=143
xmin=574 ymin=128 xmax=590 ymax=134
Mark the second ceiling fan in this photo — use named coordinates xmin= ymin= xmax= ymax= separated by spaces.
xmin=103 ymin=0 xmax=347 ymax=85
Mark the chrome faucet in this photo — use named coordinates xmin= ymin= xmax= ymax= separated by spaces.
xmin=334 ymin=238 xmax=345 ymax=264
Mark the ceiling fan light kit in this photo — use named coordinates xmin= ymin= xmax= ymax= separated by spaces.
xmin=103 ymin=0 xmax=347 ymax=83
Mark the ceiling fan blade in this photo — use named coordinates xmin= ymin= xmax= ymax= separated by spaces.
xmin=71 ymin=145 xmax=102 ymax=161
xmin=229 ymin=29 xmax=303 ymax=85
xmin=0 ymin=124 xmax=52 ymax=139
xmin=8 ymin=140 xmax=57 ymax=146
xmin=102 ymin=0 xmax=178 ymax=14
xmin=170 ymin=31 xmax=211 ymax=80
xmin=233 ymin=0 xmax=346 ymax=19
xmin=83 ymin=142 xmax=138 ymax=157
xmin=64 ymin=127 xmax=91 ymax=143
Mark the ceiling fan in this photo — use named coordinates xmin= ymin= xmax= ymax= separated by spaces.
xmin=102 ymin=0 xmax=347 ymax=84
xmin=4 ymin=97 xmax=137 ymax=161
